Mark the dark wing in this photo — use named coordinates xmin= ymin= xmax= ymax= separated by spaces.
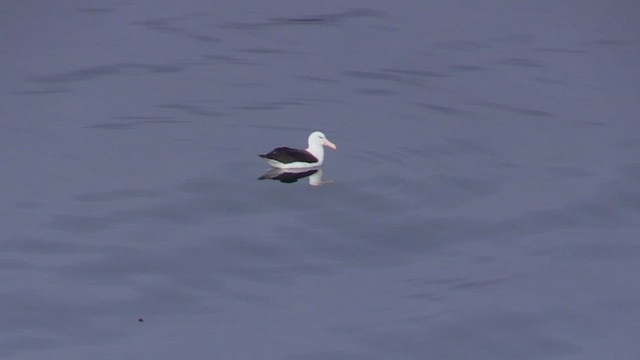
xmin=259 ymin=147 xmax=318 ymax=164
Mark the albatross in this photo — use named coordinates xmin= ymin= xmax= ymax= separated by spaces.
xmin=259 ymin=131 xmax=337 ymax=169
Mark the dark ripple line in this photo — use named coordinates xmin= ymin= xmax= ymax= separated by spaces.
xmin=227 ymin=8 xmax=384 ymax=30
xmin=30 ymin=63 xmax=185 ymax=84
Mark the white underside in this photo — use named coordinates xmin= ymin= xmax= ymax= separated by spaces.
xmin=266 ymin=159 xmax=322 ymax=169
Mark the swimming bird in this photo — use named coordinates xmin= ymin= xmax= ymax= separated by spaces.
xmin=259 ymin=131 xmax=337 ymax=169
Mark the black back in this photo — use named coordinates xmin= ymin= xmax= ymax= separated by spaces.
xmin=259 ymin=147 xmax=318 ymax=164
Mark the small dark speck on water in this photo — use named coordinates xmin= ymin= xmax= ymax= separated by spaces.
xmin=138 ymin=318 xmax=144 ymax=322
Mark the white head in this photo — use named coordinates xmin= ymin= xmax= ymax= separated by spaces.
xmin=307 ymin=131 xmax=337 ymax=150
xmin=306 ymin=131 xmax=337 ymax=165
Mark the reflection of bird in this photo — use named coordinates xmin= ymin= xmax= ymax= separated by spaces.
xmin=259 ymin=168 xmax=318 ymax=183
xmin=259 ymin=131 xmax=336 ymax=169
xmin=258 ymin=167 xmax=333 ymax=186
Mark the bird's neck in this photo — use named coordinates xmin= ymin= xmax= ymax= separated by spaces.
xmin=306 ymin=143 xmax=324 ymax=162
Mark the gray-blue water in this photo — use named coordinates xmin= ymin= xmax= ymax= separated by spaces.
xmin=2 ymin=1 xmax=640 ymax=359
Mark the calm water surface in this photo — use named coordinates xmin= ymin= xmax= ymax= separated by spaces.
xmin=2 ymin=1 xmax=640 ymax=359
